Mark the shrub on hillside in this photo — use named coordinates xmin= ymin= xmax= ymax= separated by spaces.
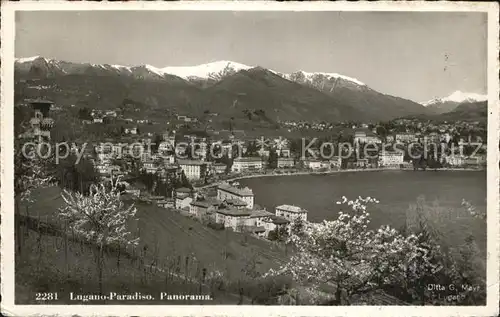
xmin=207 ymin=221 xmax=225 ymax=231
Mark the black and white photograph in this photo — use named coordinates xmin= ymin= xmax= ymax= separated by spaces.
xmin=1 ymin=2 xmax=499 ymax=316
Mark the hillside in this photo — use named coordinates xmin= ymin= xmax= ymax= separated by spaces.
xmin=15 ymin=56 xmax=430 ymax=123
xmin=284 ymin=71 xmax=430 ymax=121
xmin=23 ymin=186 xmax=289 ymax=279
xmin=435 ymin=101 xmax=488 ymax=122
xmin=406 ymin=101 xmax=488 ymax=122
xmin=422 ymin=91 xmax=487 ymax=114
xmin=203 ymin=67 xmax=369 ymax=122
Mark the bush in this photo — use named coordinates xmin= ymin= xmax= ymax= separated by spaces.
xmin=207 ymin=221 xmax=225 ymax=231
xmin=245 ymin=275 xmax=293 ymax=304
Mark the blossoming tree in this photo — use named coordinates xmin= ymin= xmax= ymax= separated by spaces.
xmin=59 ymin=175 xmax=139 ymax=293
xmin=265 ymin=196 xmax=442 ymax=304
xmin=14 ymin=141 xmax=54 ymax=254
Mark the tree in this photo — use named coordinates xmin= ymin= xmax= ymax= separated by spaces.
xmin=14 ymin=141 xmax=54 ymax=254
xmin=245 ymin=141 xmax=259 ymax=157
xmin=56 ymin=154 xmax=98 ymax=194
xmin=151 ymin=134 xmax=163 ymax=154
xmin=59 ymin=175 xmax=139 ymax=294
xmin=376 ymin=126 xmax=387 ymax=138
xmin=290 ymin=217 xmax=305 ymax=236
xmin=267 ymin=225 xmax=288 ymax=242
xmin=265 ymin=196 xmax=441 ymax=304
xmin=268 ymin=149 xmax=278 ymax=169
xmin=78 ymin=107 xmax=92 ymax=121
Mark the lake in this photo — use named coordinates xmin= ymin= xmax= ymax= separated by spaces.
xmin=239 ymin=170 xmax=487 ymax=253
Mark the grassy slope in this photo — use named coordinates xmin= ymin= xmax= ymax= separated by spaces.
xmin=16 ymin=186 xmax=289 ymax=304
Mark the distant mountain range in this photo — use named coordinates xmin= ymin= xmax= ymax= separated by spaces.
xmin=421 ymin=91 xmax=487 ymax=114
xmin=15 ymin=56 xmax=433 ymax=122
xmin=433 ymin=101 xmax=488 ymax=122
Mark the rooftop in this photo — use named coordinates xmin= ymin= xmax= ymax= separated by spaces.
xmin=265 ymin=215 xmax=290 ymax=225
xmin=225 ymin=198 xmax=248 ymax=206
xmin=191 ymin=197 xmax=222 ymax=208
xmin=177 ymin=159 xmax=207 ymax=166
xmin=216 ymin=208 xmax=252 ymax=217
xmin=249 ymin=210 xmax=275 ymax=218
xmin=233 ymin=157 xmax=262 ymax=162
xmin=218 ymin=184 xmax=254 ymax=197
xmin=276 ymin=204 xmax=307 ymax=213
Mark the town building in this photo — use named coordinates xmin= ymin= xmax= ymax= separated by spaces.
xmin=395 ymin=132 xmax=416 ymax=143
xmin=277 ymin=157 xmax=295 ymax=168
xmin=262 ymin=216 xmax=290 ymax=236
xmin=217 ymin=183 xmax=254 ymax=209
xmin=329 ymin=156 xmax=342 ymax=169
xmin=189 ymin=199 xmax=220 ymax=219
xmin=275 ymin=204 xmax=308 ymax=222
xmin=277 ymin=148 xmax=291 ymax=158
xmin=174 ymin=187 xmax=193 ymax=210
xmin=445 ymin=155 xmax=465 ymax=167
xmin=304 ymin=159 xmax=322 ymax=170
xmin=378 ymin=151 xmax=404 ymax=167
xmin=28 ymin=100 xmax=55 ymax=142
xmin=354 ymin=130 xmax=382 ymax=145
xmin=215 ymin=208 xmax=253 ymax=232
xmin=178 ymin=159 xmax=208 ymax=181
xmin=246 ymin=209 xmax=275 ymax=228
xmin=231 ymin=157 xmax=263 ymax=173
xmin=213 ymin=163 xmax=227 ymax=174
xmin=354 ymin=159 xmax=369 ymax=168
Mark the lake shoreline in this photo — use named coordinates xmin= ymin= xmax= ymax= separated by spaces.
xmin=197 ymin=167 xmax=484 ymax=189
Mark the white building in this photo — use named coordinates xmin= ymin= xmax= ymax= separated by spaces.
xmin=217 ymin=184 xmax=254 ymax=209
xmin=231 ymin=157 xmax=263 ymax=173
xmin=378 ymin=151 xmax=404 ymax=167
xmin=275 ymin=204 xmax=308 ymax=222
xmin=354 ymin=130 xmax=382 ymax=145
xmin=178 ymin=160 xmax=208 ymax=181
xmin=304 ymin=159 xmax=322 ymax=170
xmin=262 ymin=216 xmax=290 ymax=236
xmin=246 ymin=210 xmax=275 ymax=228
xmin=277 ymin=157 xmax=295 ymax=168
xmin=329 ymin=156 xmax=342 ymax=168
xmin=445 ymin=155 xmax=465 ymax=167
xmin=395 ymin=133 xmax=416 ymax=143
xmin=215 ymin=208 xmax=252 ymax=232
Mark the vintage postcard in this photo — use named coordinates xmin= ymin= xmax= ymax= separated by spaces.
xmin=1 ymin=1 xmax=499 ymax=316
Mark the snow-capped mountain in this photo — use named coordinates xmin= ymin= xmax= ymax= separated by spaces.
xmin=14 ymin=56 xmax=366 ymax=88
xmin=14 ymin=56 xmax=429 ymax=121
xmin=422 ymin=91 xmax=488 ymax=114
xmin=422 ymin=91 xmax=487 ymax=107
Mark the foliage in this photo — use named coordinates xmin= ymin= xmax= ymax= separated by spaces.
xmin=267 ymin=226 xmax=289 ymax=242
xmin=15 ymin=142 xmax=55 ymax=201
xmin=59 ymin=175 xmax=139 ymax=247
xmin=265 ymin=196 xmax=442 ymax=304
xmin=290 ymin=217 xmax=305 ymax=236
xmin=267 ymin=149 xmax=278 ymax=169
xmin=55 ymin=153 xmax=99 ymax=194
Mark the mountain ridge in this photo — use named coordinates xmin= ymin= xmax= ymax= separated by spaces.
xmin=422 ymin=91 xmax=487 ymax=115
xmin=15 ymin=56 xmax=431 ymax=122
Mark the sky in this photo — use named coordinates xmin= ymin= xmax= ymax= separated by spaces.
xmin=15 ymin=11 xmax=487 ymax=102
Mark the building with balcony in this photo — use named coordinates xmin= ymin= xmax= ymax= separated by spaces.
xmin=231 ymin=157 xmax=263 ymax=173
xmin=378 ymin=151 xmax=404 ymax=167
xmin=178 ymin=159 xmax=208 ymax=181
xmin=275 ymin=204 xmax=308 ymax=222
xmin=217 ymin=183 xmax=254 ymax=209
xmin=28 ymin=100 xmax=55 ymax=142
